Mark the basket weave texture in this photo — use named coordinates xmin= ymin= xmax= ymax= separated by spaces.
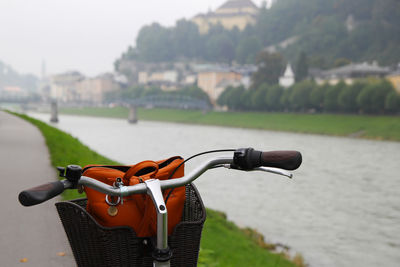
xmin=56 ymin=184 xmax=206 ymax=267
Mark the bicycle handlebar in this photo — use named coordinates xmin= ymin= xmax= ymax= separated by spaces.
xmin=233 ymin=148 xmax=302 ymax=170
xmin=18 ymin=148 xmax=302 ymax=206
xmin=19 ymin=180 xmax=72 ymax=206
xmin=79 ymin=156 xmax=233 ymax=197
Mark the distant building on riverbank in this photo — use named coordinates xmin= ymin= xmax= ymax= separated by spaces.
xmin=279 ymin=64 xmax=295 ymax=88
xmin=311 ymin=62 xmax=390 ymax=85
xmin=138 ymin=70 xmax=180 ymax=91
xmin=50 ymin=71 xmax=84 ymax=102
xmin=49 ymin=71 xmax=120 ymax=104
xmin=197 ymin=66 xmax=242 ymax=105
xmin=192 ymin=0 xmax=259 ymax=34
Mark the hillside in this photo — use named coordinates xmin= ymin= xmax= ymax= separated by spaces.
xmin=116 ymin=0 xmax=400 ymax=69
xmin=0 ymin=60 xmax=38 ymax=91
xmin=264 ymin=0 xmax=400 ymax=67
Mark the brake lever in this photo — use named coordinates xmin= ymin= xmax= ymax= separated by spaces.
xmin=223 ymin=165 xmax=293 ymax=179
xmin=253 ymin=167 xmax=293 ymax=179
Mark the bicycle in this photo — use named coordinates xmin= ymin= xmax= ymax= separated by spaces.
xmin=19 ymin=148 xmax=302 ymax=267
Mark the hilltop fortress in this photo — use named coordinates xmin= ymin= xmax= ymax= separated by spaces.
xmin=192 ymin=0 xmax=259 ymax=34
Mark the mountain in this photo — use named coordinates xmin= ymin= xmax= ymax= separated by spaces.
xmin=116 ymin=0 xmax=400 ymax=69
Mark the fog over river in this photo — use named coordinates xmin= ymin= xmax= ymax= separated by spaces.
xmin=30 ymin=113 xmax=400 ymax=267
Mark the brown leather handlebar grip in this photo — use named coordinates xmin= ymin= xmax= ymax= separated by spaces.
xmin=260 ymin=151 xmax=302 ymax=170
xmin=19 ymin=181 xmax=65 ymax=207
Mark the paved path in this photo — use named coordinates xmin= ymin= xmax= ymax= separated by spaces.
xmin=0 ymin=111 xmax=74 ymax=266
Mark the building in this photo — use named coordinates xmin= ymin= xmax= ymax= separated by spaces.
xmin=386 ymin=70 xmax=400 ymax=93
xmin=50 ymin=71 xmax=84 ymax=102
xmin=231 ymin=64 xmax=257 ymax=89
xmin=192 ymin=0 xmax=259 ymax=34
xmin=279 ymin=64 xmax=295 ymax=88
xmin=311 ymin=62 xmax=390 ymax=85
xmin=50 ymin=71 xmax=119 ymax=104
xmin=197 ymin=67 xmax=242 ymax=105
xmin=76 ymin=74 xmax=118 ymax=104
xmin=138 ymin=70 xmax=180 ymax=91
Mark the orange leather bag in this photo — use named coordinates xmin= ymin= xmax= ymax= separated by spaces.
xmin=82 ymin=156 xmax=185 ymax=237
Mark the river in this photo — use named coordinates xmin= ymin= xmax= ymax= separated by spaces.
xmin=29 ymin=113 xmax=400 ymax=267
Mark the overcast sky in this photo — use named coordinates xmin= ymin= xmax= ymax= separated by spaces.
xmin=0 ymin=0 xmax=267 ymax=77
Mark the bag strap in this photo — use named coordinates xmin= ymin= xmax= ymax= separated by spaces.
xmin=82 ymin=165 xmax=131 ymax=173
xmin=123 ymin=160 xmax=159 ymax=184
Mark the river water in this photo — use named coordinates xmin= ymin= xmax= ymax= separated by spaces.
xmin=30 ymin=113 xmax=400 ymax=267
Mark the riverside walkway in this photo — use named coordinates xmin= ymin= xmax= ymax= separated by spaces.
xmin=0 ymin=111 xmax=74 ymax=266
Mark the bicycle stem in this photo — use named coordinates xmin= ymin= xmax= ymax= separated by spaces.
xmin=145 ymin=179 xmax=168 ymax=250
xmin=145 ymin=179 xmax=170 ymax=267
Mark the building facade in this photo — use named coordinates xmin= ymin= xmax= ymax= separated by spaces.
xmin=197 ymin=70 xmax=242 ymax=105
xmin=192 ymin=0 xmax=259 ymax=34
xmin=279 ymin=64 xmax=295 ymax=88
xmin=76 ymin=74 xmax=117 ymax=104
xmin=50 ymin=71 xmax=84 ymax=102
xmin=49 ymin=71 xmax=118 ymax=104
xmin=311 ymin=62 xmax=390 ymax=85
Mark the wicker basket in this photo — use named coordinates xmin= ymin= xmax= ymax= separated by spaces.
xmin=55 ymin=184 xmax=206 ymax=267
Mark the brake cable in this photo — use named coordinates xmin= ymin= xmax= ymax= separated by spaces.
xmin=164 ymin=149 xmax=236 ymax=204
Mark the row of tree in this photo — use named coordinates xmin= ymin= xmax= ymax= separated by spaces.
xmin=217 ymin=79 xmax=400 ymax=114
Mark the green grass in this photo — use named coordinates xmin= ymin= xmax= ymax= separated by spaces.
xmin=200 ymin=209 xmax=298 ymax=267
xmin=12 ymin=112 xmax=118 ymax=199
xmin=12 ymin=111 xmax=300 ymax=267
xmin=61 ymin=106 xmax=400 ymax=141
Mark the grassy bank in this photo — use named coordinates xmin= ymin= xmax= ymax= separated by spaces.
xmin=13 ymin=112 xmax=300 ymax=267
xmin=61 ymin=106 xmax=400 ymax=141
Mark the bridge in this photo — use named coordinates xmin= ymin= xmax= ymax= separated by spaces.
xmin=114 ymin=94 xmax=211 ymax=111
xmin=114 ymin=94 xmax=212 ymax=123
xmin=1 ymin=94 xmax=211 ymax=111
xmin=0 ymin=94 xmax=212 ymax=124
xmin=0 ymin=95 xmax=39 ymax=104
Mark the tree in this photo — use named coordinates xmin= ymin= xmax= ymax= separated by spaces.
xmin=251 ymin=51 xmax=285 ymax=89
xmin=289 ymin=80 xmax=314 ymax=111
xmin=295 ymin=51 xmax=309 ymax=82
xmin=280 ymin=87 xmax=292 ymax=111
xmin=120 ymin=86 xmax=146 ymax=99
xmin=217 ymin=86 xmax=231 ymax=107
xmin=205 ymin=33 xmax=235 ymax=63
xmin=310 ymin=83 xmax=326 ymax=111
xmin=265 ymin=85 xmax=284 ymax=111
xmin=251 ymin=83 xmax=269 ymax=110
xmin=385 ymin=90 xmax=400 ymax=113
xmin=136 ymin=23 xmax=173 ymax=62
xmin=218 ymin=86 xmax=246 ymax=110
xmin=240 ymin=89 xmax=253 ymax=110
xmin=235 ymin=36 xmax=262 ymax=64
xmin=370 ymin=80 xmax=394 ymax=113
xmin=179 ymin=85 xmax=211 ymax=105
xmin=324 ymin=81 xmax=344 ymax=112
xmin=333 ymin=58 xmax=351 ymax=68
xmin=171 ymin=20 xmax=201 ymax=59
xmin=338 ymin=81 xmax=365 ymax=113
xmin=141 ymin=86 xmax=163 ymax=97
xmin=357 ymin=84 xmax=375 ymax=113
